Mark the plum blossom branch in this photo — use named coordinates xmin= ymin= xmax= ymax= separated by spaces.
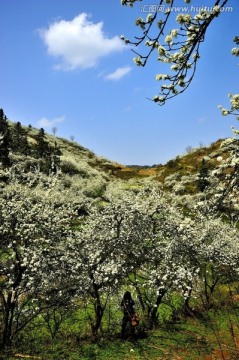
xmin=121 ymin=0 xmax=230 ymax=104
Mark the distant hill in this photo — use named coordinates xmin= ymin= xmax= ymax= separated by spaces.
xmin=113 ymin=139 xmax=229 ymax=184
xmin=3 ymin=113 xmax=236 ymax=198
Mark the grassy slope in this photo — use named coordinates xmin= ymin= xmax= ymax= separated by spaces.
xmin=3 ymin=310 xmax=239 ymax=360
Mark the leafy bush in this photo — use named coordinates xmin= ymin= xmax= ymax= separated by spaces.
xmin=157 ymin=304 xmax=173 ymax=325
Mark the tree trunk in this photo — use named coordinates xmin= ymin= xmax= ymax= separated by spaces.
xmin=1 ymin=292 xmax=15 ymax=349
xmin=149 ymin=288 xmax=167 ymax=329
xmin=135 ymin=285 xmax=145 ymax=312
xmin=91 ymin=284 xmax=105 ymax=337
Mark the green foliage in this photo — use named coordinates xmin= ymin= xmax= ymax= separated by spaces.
xmin=168 ymin=293 xmax=185 ymax=320
xmin=60 ymin=158 xmax=83 ymax=175
xmin=11 ymin=121 xmax=30 ymax=155
xmin=33 ymin=128 xmax=61 ymax=173
xmin=0 ymin=108 xmax=11 ymax=167
xmin=197 ymin=159 xmax=210 ymax=192
xmin=34 ymin=127 xmax=48 ymax=158
xmin=166 ymin=159 xmax=179 ymax=170
xmin=157 ymin=304 xmax=173 ymax=325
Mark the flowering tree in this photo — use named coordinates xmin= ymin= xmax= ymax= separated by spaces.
xmin=218 ymin=35 xmax=239 ymax=119
xmin=78 ymin=186 xmax=162 ymax=334
xmin=165 ymin=208 xmax=239 ymax=310
xmin=81 ymin=179 xmax=239 ymax=327
xmin=120 ymin=3 xmax=239 ymax=305
xmin=204 ymin=43 xmax=238 ymax=221
xmin=80 ymin=186 xmax=185 ymax=328
xmin=121 ymin=0 xmax=233 ymax=104
xmin=0 ymin=167 xmax=80 ymax=348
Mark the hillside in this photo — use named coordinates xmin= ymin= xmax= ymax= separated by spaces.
xmin=7 ymin=120 xmax=236 ymax=197
xmin=1 ymin=119 xmax=129 ymax=201
xmin=1 ymin=107 xmax=236 ymax=201
xmin=108 ymin=138 xmax=233 ymax=192
xmin=8 ymin=122 xmax=124 ymax=177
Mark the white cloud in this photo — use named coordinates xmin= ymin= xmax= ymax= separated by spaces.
xmin=105 ymin=66 xmax=132 ymax=81
xmin=39 ymin=13 xmax=125 ymax=70
xmin=37 ymin=115 xmax=65 ymax=128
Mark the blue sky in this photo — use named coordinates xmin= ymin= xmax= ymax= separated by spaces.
xmin=1 ymin=0 xmax=239 ymax=165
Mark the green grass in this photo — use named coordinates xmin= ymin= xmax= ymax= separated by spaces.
xmin=3 ymin=308 xmax=239 ymax=360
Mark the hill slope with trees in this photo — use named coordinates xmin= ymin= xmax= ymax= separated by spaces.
xmin=0 ymin=107 xmax=239 ymax=359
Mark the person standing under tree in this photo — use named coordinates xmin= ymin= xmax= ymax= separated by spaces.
xmin=121 ymin=291 xmax=136 ymax=340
